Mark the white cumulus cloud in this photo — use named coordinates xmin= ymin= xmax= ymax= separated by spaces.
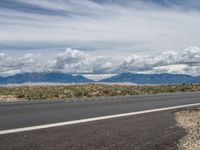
xmin=0 ymin=53 xmax=48 ymax=76
xmin=1 ymin=46 xmax=200 ymax=76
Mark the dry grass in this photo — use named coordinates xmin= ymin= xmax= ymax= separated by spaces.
xmin=0 ymin=83 xmax=200 ymax=101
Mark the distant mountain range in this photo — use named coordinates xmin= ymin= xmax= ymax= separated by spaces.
xmin=100 ymin=73 xmax=200 ymax=84
xmin=0 ymin=72 xmax=200 ymax=85
xmin=0 ymin=72 xmax=93 ymax=84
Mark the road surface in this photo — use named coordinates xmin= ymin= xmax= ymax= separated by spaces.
xmin=0 ymin=92 xmax=200 ymax=150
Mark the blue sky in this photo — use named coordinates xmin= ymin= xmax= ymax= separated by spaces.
xmin=1 ymin=0 xmax=200 ymax=76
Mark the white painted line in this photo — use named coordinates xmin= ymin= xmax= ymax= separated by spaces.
xmin=1 ymin=102 xmax=200 ymax=135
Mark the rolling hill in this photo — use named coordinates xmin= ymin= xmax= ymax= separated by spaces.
xmin=0 ymin=72 xmax=94 ymax=84
xmin=100 ymin=73 xmax=200 ymax=84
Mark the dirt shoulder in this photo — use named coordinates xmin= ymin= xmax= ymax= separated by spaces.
xmin=175 ymin=107 xmax=200 ymax=150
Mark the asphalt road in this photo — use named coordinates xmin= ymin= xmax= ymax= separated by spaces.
xmin=0 ymin=92 xmax=200 ymax=150
xmin=0 ymin=92 xmax=200 ymax=130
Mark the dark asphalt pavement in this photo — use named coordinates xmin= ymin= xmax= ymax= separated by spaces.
xmin=0 ymin=92 xmax=200 ymax=150
xmin=0 ymin=108 xmax=186 ymax=150
xmin=0 ymin=92 xmax=200 ymax=130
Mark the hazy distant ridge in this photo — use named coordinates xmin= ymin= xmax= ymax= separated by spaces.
xmin=0 ymin=72 xmax=93 ymax=84
xmin=100 ymin=73 xmax=200 ymax=84
xmin=1 ymin=72 xmax=200 ymax=85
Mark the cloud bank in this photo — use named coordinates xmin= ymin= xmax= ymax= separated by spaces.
xmin=1 ymin=0 xmax=200 ymax=76
xmin=0 ymin=52 xmax=48 ymax=76
xmin=1 ymin=47 xmax=200 ymax=76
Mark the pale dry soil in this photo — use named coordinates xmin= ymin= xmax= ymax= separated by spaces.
xmin=175 ymin=108 xmax=200 ymax=150
xmin=0 ymin=95 xmax=17 ymax=101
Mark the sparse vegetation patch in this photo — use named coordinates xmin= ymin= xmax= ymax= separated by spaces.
xmin=0 ymin=83 xmax=200 ymax=101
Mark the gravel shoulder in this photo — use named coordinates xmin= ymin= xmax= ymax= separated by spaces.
xmin=175 ymin=107 xmax=200 ymax=150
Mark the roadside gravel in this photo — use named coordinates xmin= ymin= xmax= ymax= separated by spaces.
xmin=175 ymin=108 xmax=200 ymax=150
